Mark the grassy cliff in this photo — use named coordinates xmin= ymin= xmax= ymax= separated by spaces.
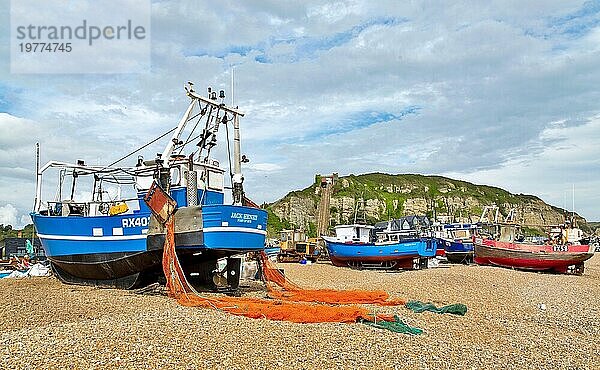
xmin=267 ymin=173 xmax=587 ymax=237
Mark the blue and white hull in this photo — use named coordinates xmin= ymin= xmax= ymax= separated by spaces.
xmin=439 ymin=239 xmax=474 ymax=263
xmin=322 ymin=237 xmax=437 ymax=270
xmin=32 ymin=188 xmax=267 ymax=289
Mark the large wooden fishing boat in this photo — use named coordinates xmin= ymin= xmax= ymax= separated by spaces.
xmin=474 ymin=221 xmax=594 ymax=275
xmin=31 ymin=84 xmax=267 ymax=289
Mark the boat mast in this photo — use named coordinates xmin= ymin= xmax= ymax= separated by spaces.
xmin=231 ymin=66 xmax=235 ymax=107
xmin=232 ymin=114 xmax=244 ymax=205
xmin=572 ymin=183 xmax=575 ymax=223
xmin=34 ymin=142 xmax=41 ymax=212
xmin=161 ymin=97 xmax=196 ymax=162
xmin=230 ymin=68 xmax=244 ymax=206
xmin=185 ymin=84 xmax=246 ymax=205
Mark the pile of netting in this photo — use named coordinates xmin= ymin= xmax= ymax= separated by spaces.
xmin=161 ymin=217 xmax=419 ymax=331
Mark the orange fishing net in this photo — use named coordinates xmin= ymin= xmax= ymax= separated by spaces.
xmin=162 ymin=217 xmax=394 ymax=323
xmin=259 ymin=252 xmax=406 ymax=306
xmin=159 ymin=206 xmax=407 ymax=324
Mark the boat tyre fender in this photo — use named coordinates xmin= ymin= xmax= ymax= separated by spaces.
xmin=98 ymin=202 xmax=110 ymax=215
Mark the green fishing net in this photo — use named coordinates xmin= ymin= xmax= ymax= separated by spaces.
xmin=361 ymin=315 xmax=423 ymax=335
xmin=405 ymin=300 xmax=467 ymax=315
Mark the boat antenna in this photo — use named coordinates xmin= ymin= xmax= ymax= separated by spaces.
xmin=563 ymin=190 xmax=567 ymax=222
xmin=34 ymin=142 xmax=41 ymax=212
xmin=231 ymin=65 xmax=235 ymax=107
xmin=572 ymin=183 xmax=575 ymax=224
xmin=231 ymin=72 xmax=245 ymax=206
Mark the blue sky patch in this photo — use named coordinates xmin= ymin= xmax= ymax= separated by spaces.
xmin=299 ymin=105 xmax=422 ymax=142
xmin=258 ymin=17 xmax=406 ymax=64
xmin=186 ymin=17 xmax=406 ymax=63
xmin=0 ymin=84 xmax=16 ymax=114
xmin=185 ymin=43 xmax=265 ymax=59
xmin=549 ymin=0 xmax=600 ymax=38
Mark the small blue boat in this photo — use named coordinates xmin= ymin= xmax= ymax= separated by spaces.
xmin=322 ymin=218 xmax=436 ymax=270
xmin=0 ymin=270 xmax=13 ymax=279
xmin=437 ymin=223 xmax=478 ymax=263
xmin=264 ymin=245 xmax=281 ymax=259
xmin=31 ymin=84 xmax=267 ymax=290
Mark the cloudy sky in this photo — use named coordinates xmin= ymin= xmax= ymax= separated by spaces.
xmin=1 ymin=0 xmax=599 ymax=227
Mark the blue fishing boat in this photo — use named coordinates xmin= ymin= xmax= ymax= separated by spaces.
xmin=322 ymin=216 xmax=437 ymax=270
xmin=437 ymin=223 xmax=478 ymax=263
xmin=31 ymin=84 xmax=267 ymax=290
xmin=264 ymin=241 xmax=281 ymax=260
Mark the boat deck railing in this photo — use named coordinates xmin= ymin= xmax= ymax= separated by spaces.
xmin=44 ymin=198 xmax=141 ymax=217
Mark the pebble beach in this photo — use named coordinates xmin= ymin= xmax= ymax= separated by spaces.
xmin=1 ymin=256 xmax=599 ymax=369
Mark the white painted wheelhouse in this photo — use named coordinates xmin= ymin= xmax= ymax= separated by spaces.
xmin=332 ymin=224 xmax=374 ymax=243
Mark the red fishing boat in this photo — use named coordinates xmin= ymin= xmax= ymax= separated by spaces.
xmin=474 ymin=221 xmax=594 ymax=275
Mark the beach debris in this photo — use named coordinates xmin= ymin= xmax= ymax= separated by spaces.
xmin=0 ymin=262 xmax=51 ymax=279
xmin=133 ymin=283 xmax=166 ymax=296
xmin=28 ymin=263 xmax=51 ymax=277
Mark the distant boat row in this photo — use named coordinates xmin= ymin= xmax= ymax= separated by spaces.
xmin=322 ymin=209 xmax=595 ymax=275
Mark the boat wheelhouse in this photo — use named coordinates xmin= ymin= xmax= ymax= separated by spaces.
xmin=436 ymin=223 xmax=478 ymax=263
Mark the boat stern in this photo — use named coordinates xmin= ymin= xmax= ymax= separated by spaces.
xmin=202 ymin=205 xmax=267 ymax=253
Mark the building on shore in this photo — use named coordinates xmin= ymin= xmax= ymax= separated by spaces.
xmin=0 ymin=237 xmax=45 ymax=260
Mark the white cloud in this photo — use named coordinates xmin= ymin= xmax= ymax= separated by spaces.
xmin=0 ymin=203 xmax=19 ymax=227
xmin=247 ymin=163 xmax=284 ymax=172
xmin=444 ymin=115 xmax=600 ymax=220
xmin=19 ymin=214 xmax=31 ymax=226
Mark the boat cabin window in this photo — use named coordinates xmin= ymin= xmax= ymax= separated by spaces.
xmin=170 ymin=167 xmax=181 ymax=186
xmin=207 ymin=169 xmax=224 ymax=191
xmin=358 ymin=228 xmax=369 ymax=241
xmin=335 ymin=226 xmax=357 ymax=241
xmin=134 ymin=165 xmax=185 ymax=191
xmin=451 ymin=230 xmax=469 ymax=239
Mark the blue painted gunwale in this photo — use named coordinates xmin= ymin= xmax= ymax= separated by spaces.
xmin=324 ymin=238 xmax=437 ymax=259
xmin=442 ymin=239 xmax=474 ymax=254
xmin=32 ymin=187 xmax=267 ymax=258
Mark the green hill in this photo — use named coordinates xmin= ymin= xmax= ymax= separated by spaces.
xmin=266 ymin=173 xmax=587 ymax=237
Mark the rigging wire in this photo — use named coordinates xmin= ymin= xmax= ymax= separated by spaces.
xmin=174 ymin=108 xmax=233 ymax=153
xmin=103 ymin=126 xmax=178 ymax=169
xmin=176 ymin=101 xmax=205 ymax=156
xmin=204 ymin=105 xmax=223 ymax=160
